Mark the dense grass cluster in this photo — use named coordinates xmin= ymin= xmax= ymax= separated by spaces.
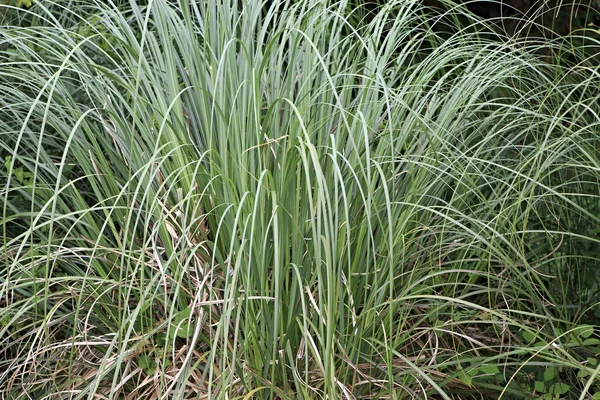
xmin=1 ymin=0 xmax=600 ymax=398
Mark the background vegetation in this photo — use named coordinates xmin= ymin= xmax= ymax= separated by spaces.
xmin=1 ymin=0 xmax=599 ymax=398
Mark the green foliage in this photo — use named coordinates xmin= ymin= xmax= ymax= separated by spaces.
xmin=3 ymin=0 xmax=32 ymax=8
xmin=0 ymin=0 xmax=599 ymax=398
xmin=4 ymin=156 xmax=33 ymax=186
xmin=167 ymin=307 xmax=193 ymax=340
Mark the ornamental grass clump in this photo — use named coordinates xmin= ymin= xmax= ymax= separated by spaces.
xmin=1 ymin=0 xmax=599 ymax=398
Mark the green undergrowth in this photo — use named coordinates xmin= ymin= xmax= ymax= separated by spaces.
xmin=1 ymin=0 xmax=599 ymax=398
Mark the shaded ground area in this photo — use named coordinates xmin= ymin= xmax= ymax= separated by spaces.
xmin=467 ymin=0 xmax=600 ymax=36
xmin=464 ymin=0 xmax=600 ymax=46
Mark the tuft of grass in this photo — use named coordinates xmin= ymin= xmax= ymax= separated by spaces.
xmin=1 ymin=0 xmax=599 ymax=398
